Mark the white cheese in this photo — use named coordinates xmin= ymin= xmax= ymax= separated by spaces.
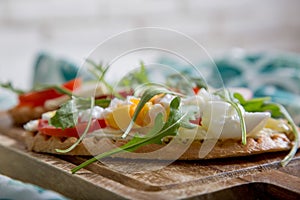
xmin=41 ymin=111 xmax=56 ymax=121
xmin=179 ymin=88 xmax=270 ymax=139
xmin=44 ymin=82 xmax=108 ymax=110
xmin=79 ymin=106 xmax=105 ymax=122
xmin=157 ymin=94 xmax=175 ymax=108
xmin=24 ymin=120 xmax=39 ymax=132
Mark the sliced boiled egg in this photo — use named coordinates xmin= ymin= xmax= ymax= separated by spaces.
xmin=104 ymin=95 xmax=168 ymax=131
xmin=201 ymin=100 xmax=270 ymax=139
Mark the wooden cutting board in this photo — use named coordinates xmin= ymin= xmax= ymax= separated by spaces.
xmin=0 ymin=113 xmax=299 ymax=199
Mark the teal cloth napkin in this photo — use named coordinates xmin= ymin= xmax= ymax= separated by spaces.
xmin=32 ymin=52 xmax=79 ymax=86
xmin=0 ymin=174 xmax=68 ymax=200
xmin=159 ymin=51 xmax=300 ymax=125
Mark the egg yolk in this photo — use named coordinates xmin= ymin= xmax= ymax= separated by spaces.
xmin=105 ymin=98 xmax=153 ymax=129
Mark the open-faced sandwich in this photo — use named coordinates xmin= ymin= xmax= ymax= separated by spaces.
xmin=23 ymin=84 xmax=299 ymax=173
xmin=4 ymin=61 xmax=298 ymax=173
xmin=2 ymin=78 xmax=82 ymax=126
xmin=0 ymin=61 xmax=111 ymax=126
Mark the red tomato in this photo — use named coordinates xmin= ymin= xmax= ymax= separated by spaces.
xmin=190 ymin=117 xmax=202 ymax=126
xmin=18 ymin=78 xmax=82 ymax=107
xmin=38 ymin=118 xmax=107 ymax=138
xmin=193 ymin=87 xmax=200 ymax=94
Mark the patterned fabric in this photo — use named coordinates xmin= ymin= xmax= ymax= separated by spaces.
xmin=32 ymin=52 xmax=79 ymax=86
xmin=159 ymin=51 xmax=300 ymax=125
xmin=0 ymin=53 xmax=79 ymax=111
xmin=0 ymin=174 xmax=68 ymax=200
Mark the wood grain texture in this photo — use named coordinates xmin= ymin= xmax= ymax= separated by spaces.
xmin=0 ymin=112 xmax=299 ymax=199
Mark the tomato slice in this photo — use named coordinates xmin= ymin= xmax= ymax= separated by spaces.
xmin=18 ymin=78 xmax=82 ymax=107
xmin=193 ymin=87 xmax=200 ymax=94
xmin=38 ymin=119 xmax=107 ymax=138
xmin=190 ymin=117 xmax=202 ymax=126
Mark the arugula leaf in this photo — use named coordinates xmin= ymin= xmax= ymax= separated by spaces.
xmin=233 ymin=93 xmax=282 ymax=118
xmin=71 ymin=114 xmax=166 ymax=174
xmin=86 ymin=59 xmax=122 ymax=99
xmin=71 ymin=97 xmax=188 ymax=174
xmin=260 ymin=104 xmax=282 ymax=118
xmin=119 ymin=61 xmax=150 ymax=88
xmin=56 ymin=97 xmax=95 ymax=153
xmin=86 ymin=59 xmax=107 ymax=79
xmin=70 ymin=86 xmax=297 ymax=173
xmin=50 ymin=99 xmax=79 ymax=129
xmin=50 ymin=95 xmax=110 ymax=129
xmin=1 ymin=81 xmax=78 ymax=97
xmin=121 ymin=86 xmax=175 ymax=138
xmin=0 ymin=82 xmax=25 ymax=94
xmin=233 ymin=92 xmax=299 ymax=166
xmin=50 ymin=97 xmax=96 ymax=129
xmin=50 ymin=96 xmax=110 ymax=153
xmin=95 ymin=99 xmax=111 ymax=108
xmin=133 ymin=61 xmax=149 ymax=84
xmin=33 ymin=84 xmax=76 ymax=97
xmin=275 ymin=104 xmax=299 ymax=167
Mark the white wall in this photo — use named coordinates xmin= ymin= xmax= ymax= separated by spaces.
xmin=0 ymin=0 xmax=300 ymax=89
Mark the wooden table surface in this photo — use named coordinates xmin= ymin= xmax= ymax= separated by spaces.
xmin=0 ymin=113 xmax=299 ymax=199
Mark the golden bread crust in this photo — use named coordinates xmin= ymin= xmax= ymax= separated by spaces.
xmin=24 ymin=129 xmax=297 ymax=160
xmin=9 ymin=106 xmax=49 ymax=126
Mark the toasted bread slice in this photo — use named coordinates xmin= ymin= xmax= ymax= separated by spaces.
xmin=9 ymin=106 xmax=49 ymax=126
xmin=24 ymin=128 xmax=297 ymax=160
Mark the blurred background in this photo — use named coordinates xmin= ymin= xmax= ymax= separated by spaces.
xmin=1 ymin=0 xmax=300 ymax=123
xmin=1 ymin=0 xmax=300 ymax=89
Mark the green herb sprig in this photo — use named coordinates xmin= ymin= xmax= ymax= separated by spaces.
xmin=1 ymin=81 xmax=79 ymax=98
xmin=50 ymin=97 xmax=111 ymax=153
xmin=34 ymin=84 xmax=77 ymax=97
xmin=50 ymin=97 xmax=88 ymax=129
xmin=121 ymin=86 xmax=176 ymax=139
xmin=0 ymin=82 xmax=26 ymax=95
xmin=55 ymin=97 xmax=95 ymax=153
xmin=86 ymin=59 xmax=122 ymax=99
xmin=233 ymin=93 xmax=282 ymax=118
xmin=119 ymin=61 xmax=150 ymax=88
xmin=273 ymin=103 xmax=299 ymax=167
xmin=69 ymin=86 xmax=298 ymax=173
xmin=71 ymin=96 xmax=189 ymax=174
xmin=233 ymin=92 xmax=299 ymax=166
xmin=50 ymin=97 xmax=110 ymax=129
